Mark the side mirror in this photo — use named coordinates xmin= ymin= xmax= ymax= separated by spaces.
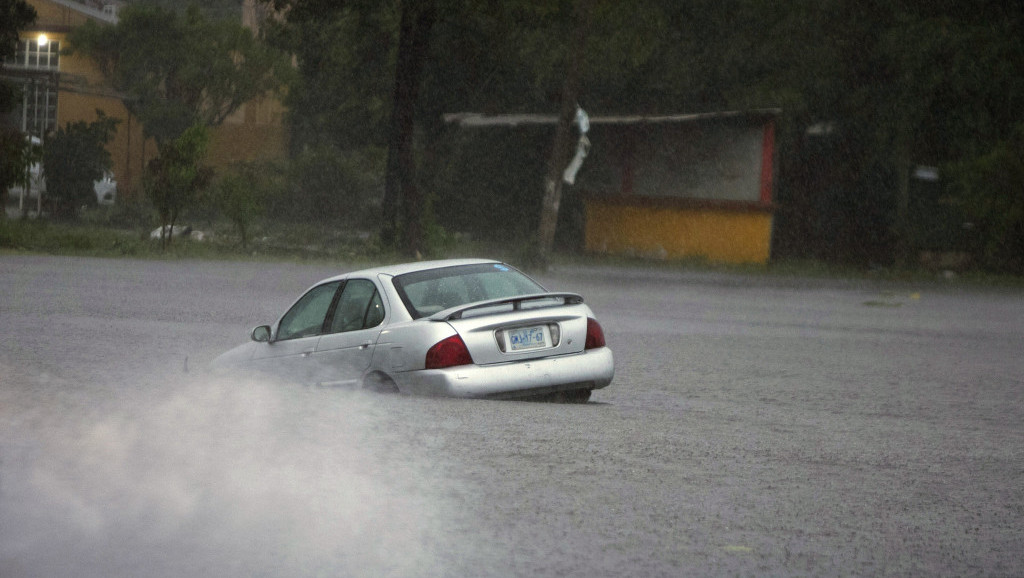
xmin=251 ymin=325 xmax=272 ymax=343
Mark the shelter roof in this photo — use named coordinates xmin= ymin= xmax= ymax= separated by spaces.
xmin=443 ymin=109 xmax=781 ymax=128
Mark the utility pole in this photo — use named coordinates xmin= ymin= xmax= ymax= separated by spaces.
xmin=535 ymin=0 xmax=592 ymax=269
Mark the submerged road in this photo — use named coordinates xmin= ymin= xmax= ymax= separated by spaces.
xmin=1 ymin=255 xmax=1022 ymax=576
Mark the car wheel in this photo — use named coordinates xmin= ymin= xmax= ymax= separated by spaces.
xmin=362 ymin=372 xmax=399 ymax=394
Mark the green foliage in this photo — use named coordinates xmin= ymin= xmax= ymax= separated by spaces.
xmin=0 ymin=0 xmax=36 ymax=114
xmin=0 ymin=0 xmax=36 ymax=61
xmin=41 ymin=111 xmax=120 ymax=218
xmin=1 ymin=131 xmax=42 ymax=218
xmin=948 ymin=124 xmax=1024 ymax=273
xmin=0 ymin=0 xmax=36 ymax=206
xmin=211 ymin=162 xmax=279 ymax=247
xmin=262 ymin=0 xmax=398 ymax=151
xmin=146 ymin=124 xmax=212 ymax=246
xmin=434 ymin=126 xmax=548 ymax=242
xmin=67 ymin=2 xmax=291 ymax=147
xmin=0 ymin=219 xmax=142 ymax=254
xmin=269 ymin=144 xmax=385 ymax=229
xmin=0 ymin=217 xmax=384 ymax=261
xmin=0 ymin=126 xmax=27 ymax=202
xmin=67 ymin=1 xmax=290 ymax=240
xmin=133 ymin=0 xmax=243 ymax=21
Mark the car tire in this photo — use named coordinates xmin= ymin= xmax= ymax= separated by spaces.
xmin=362 ymin=372 xmax=399 ymax=394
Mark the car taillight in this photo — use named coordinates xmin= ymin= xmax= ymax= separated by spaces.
xmin=585 ymin=318 xmax=606 ymax=350
xmin=425 ymin=334 xmax=473 ymax=369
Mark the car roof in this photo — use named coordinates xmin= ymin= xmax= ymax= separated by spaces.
xmin=323 ymin=258 xmax=502 ymax=282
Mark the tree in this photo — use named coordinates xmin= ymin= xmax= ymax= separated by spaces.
xmin=0 ymin=128 xmax=26 ymax=216
xmin=41 ymin=111 xmax=119 ymax=218
xmin=134 ymin=0 xmax=244 ymax=21
xmin=262 ymin=0 xmax=437 ymax=256
xmin=262 ymin=0 xmax=583 ymax=256
xmin=260 ymin=0 xmax=398 ymax=152
xmin=212 ymin=167 xmax=266 ymax=249
xmin=949 ymin=123 xmax=1024 ymax=273
xmin=0 ymin=0 xmax=37 ymax=215
xmin=68 ymin=2 xmax=289 ymax=239
xmin=0 ymin=0 xmax=35 ymax=112
xmin=278 ymin=144 xmax=383 ymax=227
xmin=212 ymin=160 xmax=307 ymax=249
xmin=68 ymin=2 xmax=290 ymax=148
xmin=146 ymin=124 xmax=212 ymax=247
xmin=381 ymin=0 xmax=436 ymax=255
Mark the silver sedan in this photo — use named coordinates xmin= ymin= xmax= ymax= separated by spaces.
xmin=212 ymin=259 xmax=614 ymax=402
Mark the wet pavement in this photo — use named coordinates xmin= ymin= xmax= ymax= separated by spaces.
xmin=2 ymin=255 xmax=1023 ymax=576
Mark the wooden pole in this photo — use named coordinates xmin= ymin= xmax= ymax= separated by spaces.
xmin=535 ymin=0 xmax=592 ymax=269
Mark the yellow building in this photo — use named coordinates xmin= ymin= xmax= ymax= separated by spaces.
xmin=579 ymin=111 xmax=779 ymax=265
xmin=3 ymin=0 xmax=287 ymax=198
xmin=444 ymin=110 xmax=780 ymax=265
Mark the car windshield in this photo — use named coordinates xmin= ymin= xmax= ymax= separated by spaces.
xmin=393 ymin=263 xmax=545 ymax=319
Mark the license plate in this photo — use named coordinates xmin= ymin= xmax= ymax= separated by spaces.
xmin=507 ymin=326 xmax=548 ymax=351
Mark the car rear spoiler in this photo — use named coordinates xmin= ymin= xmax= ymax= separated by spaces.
xmin=428 ymin=292 xmax=584 ymax=321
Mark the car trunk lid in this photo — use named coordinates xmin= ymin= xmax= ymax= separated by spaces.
xmin=430 ymin=293 xmax=591 ymax=365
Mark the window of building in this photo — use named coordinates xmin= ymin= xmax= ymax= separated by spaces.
xmin=3 ymin=38 xmax=60 ymax=137
xmin=22 ymin=81 xmax=58 ymax=136
xmin=3 ymin=39 xmax=60 ymax=70
xmin=2 ymin=78 xmax=58 ymax=137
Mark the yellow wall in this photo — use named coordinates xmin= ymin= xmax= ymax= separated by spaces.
xmin=27 ymin=0 xmax=95 ymax=30
xmin=208 ymin=95 xmax=288 ymax=166
xmin=585 ymin=199 xmax=774 ymax=264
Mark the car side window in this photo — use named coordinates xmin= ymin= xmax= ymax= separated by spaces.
xmin=277 ymin=281 xmax=341 ymax=341
xmin=329 ymin=279 xmax=385 ymax=333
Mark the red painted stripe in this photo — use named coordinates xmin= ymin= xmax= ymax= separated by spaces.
xmin=759 ymin=120 xmax=775 ymax=205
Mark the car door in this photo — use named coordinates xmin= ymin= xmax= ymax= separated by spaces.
xmin=313 ymin=278 xmax=387 ymax=386
xmin=250 ymin=281 xmax=342 ymax=382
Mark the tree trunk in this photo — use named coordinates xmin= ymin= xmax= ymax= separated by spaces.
xmin=535 ymin=0 xmax=592 ymax=269
xmin=382 ymin=0 xmax=436 ymax=256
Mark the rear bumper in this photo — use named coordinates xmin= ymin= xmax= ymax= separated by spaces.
xmin=396 ymin=347 xmax=614 ymax=398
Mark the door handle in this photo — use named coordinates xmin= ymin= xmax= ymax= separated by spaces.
xmin=359 ymin=342 xmax=372 ymax=350
xmin=301 ymin=351 xmax=313 ymax=358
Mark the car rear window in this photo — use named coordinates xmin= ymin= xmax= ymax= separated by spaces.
xmin=393 ymin=263 xmax=545 ymax=319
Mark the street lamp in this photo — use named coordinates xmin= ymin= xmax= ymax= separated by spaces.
xmin=37 ymin=33 xmax=48 ymax=47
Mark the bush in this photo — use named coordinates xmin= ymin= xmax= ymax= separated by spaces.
xmin=42 ymin=111 xmax=119 ymax=218
xmin=146 ymin=124 xmax=212 ymax=247
xmin=0 ymin=126 xmax=28 ymax=203
xmin=211 ymin=161 xmax=282 ymax=247
xmin=268 ymin=144 xmax=384 ymax=230
xmin=949 ymin=123 xmax=1024 ymax=273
